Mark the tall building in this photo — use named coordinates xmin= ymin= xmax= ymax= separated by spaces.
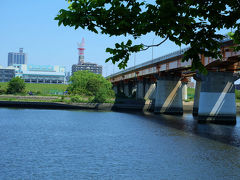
xmin=8 ymin=48 xmax=27 ymax=66
xmin=13 ymin=64 xmax=66 ymax=84
xmin=72 ymin=38 xmax=103 ymax=75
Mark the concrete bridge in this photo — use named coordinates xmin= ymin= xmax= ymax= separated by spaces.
xmin=107 ymin=38 xmax=240 ymax=125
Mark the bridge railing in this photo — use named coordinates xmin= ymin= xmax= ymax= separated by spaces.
xmin=107 ymin=37 xmax=232 ymax=78
xmin=107 ymin=47 xmax=191 ymax=78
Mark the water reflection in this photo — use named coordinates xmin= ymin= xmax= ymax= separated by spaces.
xmin=0 ymin=108 xmax=239 ymax=179
xmin=139 ymin=112 xmax=240 ymax=147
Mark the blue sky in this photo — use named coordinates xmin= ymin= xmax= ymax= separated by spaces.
xmin=0 ymin=0 xmax=229 ymax=76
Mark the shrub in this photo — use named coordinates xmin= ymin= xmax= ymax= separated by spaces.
xmin=68 ymin=71 xmax=115 ymax=103
xmin=70 ymin=95 xmax=84 ymax=103
xmin=0 ymin=89 xmax=5 ymax=94
xmin=7 ymin=77 xmax=25 ymax=94
xmin=0 ymin=85 xmax=5 ymax=94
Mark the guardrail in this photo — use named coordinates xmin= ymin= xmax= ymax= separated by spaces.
xmin=106 ymin=37 xmax=232 ymax=78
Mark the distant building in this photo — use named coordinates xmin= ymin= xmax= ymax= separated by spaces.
xmin=235 ymin=84 xmax=240 ymax=90
xmin=187 ymin=82 xmax=195 ymax=88
xmin=72 ymin=62 xmax=102 ymax=75
xmin=8 ymin=48 xmax=27 ymax=66
xmin=0 ymin=67 xmax=15 ymax=82
xmin=72 ymin=38 xmax=103 ymax=75
xmin=65 ymin=71 xmax=71 ymax=83
xmin=13 ymin=64 xmax=66 ymax=84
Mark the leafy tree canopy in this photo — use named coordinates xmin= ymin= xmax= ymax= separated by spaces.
xmin=55 ymin=0 xmax=240 ymax=72
xmin=7 ymin=77 xmax=25 ymax=94
xmin=68 ymin=71 xmax=114 ymax=102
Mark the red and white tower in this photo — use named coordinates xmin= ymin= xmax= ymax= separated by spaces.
xmin=77 ymin=38 xmax=85 ymax=65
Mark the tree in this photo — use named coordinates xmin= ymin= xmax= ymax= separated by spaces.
xmin=55 ymin=0 xmax=240 ymax=72
xmin=7 ymin=77 xmax=25 ymax=94
xmin=68 ymin=71 xmax=114 ymax=102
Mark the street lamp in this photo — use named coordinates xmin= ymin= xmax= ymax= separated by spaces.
xmin=152 ymin=37 xmax=156 ymax=72
xmin=152 ymin=37 xmax=156 ymax=60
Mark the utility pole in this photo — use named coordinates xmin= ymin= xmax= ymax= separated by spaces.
xmin=152 ymin=37 xmax=156 ymax=72
xmin=152 ymin=37 xmax=155 ymax=61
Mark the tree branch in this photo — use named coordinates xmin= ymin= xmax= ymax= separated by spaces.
xmin=142 ymin=36 xmax=168 ymax=51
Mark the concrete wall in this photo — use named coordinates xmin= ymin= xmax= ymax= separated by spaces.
xmin=197 ymin=71 xmax=237 ymax=124
xmin=154 ymin=77 xmax=183 ymax=114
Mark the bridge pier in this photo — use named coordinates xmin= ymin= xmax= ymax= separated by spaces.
xmin=154 ymin=76 xmax=183 ymax=115
xmin=118 ymin=81 xmax=124 ymax=96
xmin=131 ymin=82 xmax=137 ymax=97
xmin=193 ymin=80 xmax=201 ymax=116
xmin=144 ymin=81 xmax=156 ymax=100
xmin=143 ymin=79 xmax=156 ymax=111
xmin=113 ymin=84 xmax=118 ymax=95
xmin=136 ymin=80 xmax=144 ymax=99
xmin=197 ymin=71 xmax=237 ymax=125
xmin=124 ymin=82 xmax=130 ymax=97
xmin=182 ymin=83 xmax=188 ymax=100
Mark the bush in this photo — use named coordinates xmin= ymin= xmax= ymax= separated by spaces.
xmin=7 ymin=77 xmax=25 ymax=94
xmin=70 ymin=95 xmax=85 ymax=103
xmin=0 ymin=89 xmax=5 ymax=94
xmin=236 ymin=90 xmax=240 ymax=100
xmin=68 ymin=71 xmax=115 ymax=103
xmin=0 ymin=85 xmax=5 ymax=94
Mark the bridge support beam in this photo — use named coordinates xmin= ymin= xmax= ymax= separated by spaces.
xmin=131 ymin=83 xmax=137 ymax=97
xmin=124 ymin=82 xmax=130 ymax=97
xmin=136 ymin=80 xmax=144 ymax=100
xmin=193 ymin=80 xmax=201 ymax=116
xmin=113 ymin=85 xmax=118 ymax=95
xmin=182 ymin=83 xmax=188 ymax=100
xmin=154 ymin=77 xmax=183 ymax=115
xmin=144 ymin=82 xmax=156 ymax=101
xmin=117 ymin=81 xmax=124 ymax=96
xmin=197 ymin=71 xmax=237 ymax=125
xmin=143 ymin=79 xmax=156 ymax=111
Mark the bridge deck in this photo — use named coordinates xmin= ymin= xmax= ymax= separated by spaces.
xmin=108 ymin=38 xmax=240 ymax=83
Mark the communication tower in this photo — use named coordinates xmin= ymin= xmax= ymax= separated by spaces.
xmin=77 ymin=38 xmax=85 ymax=65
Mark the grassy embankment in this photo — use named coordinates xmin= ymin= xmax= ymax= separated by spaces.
xmin=1 ymin=82 xmax=240 ymax=103
xmin=0 ymin=82 xmax=68 ymax=103
xmin=0 ymin=82 xmax=68 ymax=95
xmin=0 ymin=82 xmax=114 ymax=103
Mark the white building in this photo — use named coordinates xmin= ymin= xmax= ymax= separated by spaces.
xmin=13 ymin=64 xmax=66 ymax=84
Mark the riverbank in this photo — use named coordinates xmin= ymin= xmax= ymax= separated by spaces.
xmin=0 ymin=96 xmax=240 ymax=113
xmin=0 ymin=101 xmax=113 ymax=110
xmin=0 ymin=99 xmax=194 ymax=112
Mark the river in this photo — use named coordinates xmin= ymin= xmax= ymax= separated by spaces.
xmin=0 ymin=108 xmax=239 ymax=179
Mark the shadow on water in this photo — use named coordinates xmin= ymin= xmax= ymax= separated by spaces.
xmin=111 ymin=96 xmax=240 ymax=147
xmin=2 ymin=100 xmax=240 ymax=148
xmin=125 ymin=111 xmax=240 ymax=148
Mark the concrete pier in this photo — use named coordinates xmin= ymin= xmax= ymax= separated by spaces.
xmin=124 ymin=83 xmax=130 ymax=97
xmin=182 ymin=83 xmax=188 ymax=100
xmin=144 ymin=83 xmax=156 ymax=100
xmin=136 ymin=80 xmax=144 ymax=99
xmin=197 ymin=71 xmax=238 ymax=124
xmin=132 ymin=84 xmax=137 ymax=97
xmin=113 ymin=85 xmax=118 ymax=95
xmin=154 ymin=77 xmax=183 ymax=114
xmin=193 ymin=80 xmax=201 ymax=116
xmin=143 ymin=82 xmax=156 ymax=111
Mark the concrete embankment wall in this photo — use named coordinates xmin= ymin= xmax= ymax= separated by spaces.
xmin=1 ymin=100 xmax=240 ymax=114
xmin=0 ymin=100 xmax=195 ymax=113
xmin=0 ymin=101 xmax=113 ymax=110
